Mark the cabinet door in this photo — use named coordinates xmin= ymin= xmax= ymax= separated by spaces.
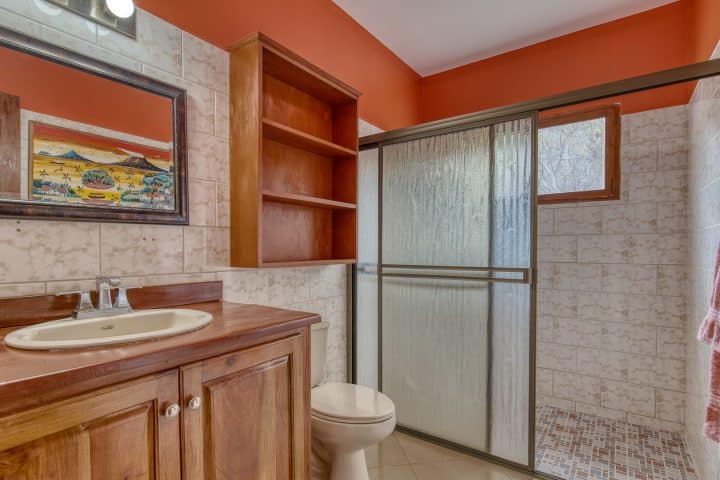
xmin=181 ymin=333 xmax=310 ymax=480
xmin=0 ymin=370 xmax=181 ymax=479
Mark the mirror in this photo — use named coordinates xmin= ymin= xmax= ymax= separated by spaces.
xmin=0 ymin=26 xmax=187 ymax=224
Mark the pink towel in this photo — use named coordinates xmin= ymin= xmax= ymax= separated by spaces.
xmin=699 ymin=243 xmax=720 ymax=442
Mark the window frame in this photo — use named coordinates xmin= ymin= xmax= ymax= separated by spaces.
xmin=538 ymin=104 xmax=621 ymax=204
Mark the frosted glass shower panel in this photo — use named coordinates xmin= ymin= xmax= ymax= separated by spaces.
xmin=489 ymin=117 xmax=533 ymax=464
xmin=356 ymin=148 xmax=379 ymax=389
xmin=382 ymin=276 xmax=490 ymax=451
xmin=382 ymin=128 xmax=491 ymax=266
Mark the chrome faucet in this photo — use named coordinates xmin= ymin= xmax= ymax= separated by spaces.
xmin=57 ymin=276 xmax=134 ymax=320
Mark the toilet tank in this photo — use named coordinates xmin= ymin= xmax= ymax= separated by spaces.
xmin=310 ymin=321 xmax=329 ymax=387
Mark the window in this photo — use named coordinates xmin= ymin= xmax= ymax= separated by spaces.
xmin=538 ymin=104 xmax=620 ymax=204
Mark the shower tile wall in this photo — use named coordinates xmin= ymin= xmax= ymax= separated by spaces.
xmin=537 ymin=104 xmax=689 ymax=431
xmin=686 ymin=41 xmax=720 ymax=480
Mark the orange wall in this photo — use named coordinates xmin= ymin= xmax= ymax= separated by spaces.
xmin=0 ymin=47 xmax=173 ymax=141
xmin=136 ymin=0 xmax=421 ymax=131
xmin=419 ymin=1 xmax=695 ymax=123
xmin=691 ymin=0 xmax=720 ymax=61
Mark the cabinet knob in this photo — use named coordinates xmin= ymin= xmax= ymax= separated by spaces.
xmin=163 ymin=403 xmax=181 ymax=418
xmin=188 ymin=396 xmax=202 ymax=410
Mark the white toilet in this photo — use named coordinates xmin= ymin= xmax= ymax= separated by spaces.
xmin=310 ymin=321 xmax=396 ymax=480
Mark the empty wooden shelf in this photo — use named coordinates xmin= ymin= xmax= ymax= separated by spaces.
xmin=230 ymin=33 xmax=360 ymax=268
xmin=262 ymin=190 xmax=356 ymax=210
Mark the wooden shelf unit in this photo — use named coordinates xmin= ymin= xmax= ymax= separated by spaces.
xmin=230 ymin=33 xmax=360 ymax=268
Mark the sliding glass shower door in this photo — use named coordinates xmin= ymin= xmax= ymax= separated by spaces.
xmin=356 ymin=113 xmax=536 ymax=468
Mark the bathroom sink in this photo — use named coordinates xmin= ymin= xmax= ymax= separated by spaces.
xmin=4 ymin=309 xmax=213 ymax=351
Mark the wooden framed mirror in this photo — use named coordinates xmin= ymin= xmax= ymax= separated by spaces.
xmin=0 ymin=25 xmax=188 ymax=225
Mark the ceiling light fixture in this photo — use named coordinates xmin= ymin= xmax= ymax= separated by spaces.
xmin=105 ymin=0 xmax=135 ymax=19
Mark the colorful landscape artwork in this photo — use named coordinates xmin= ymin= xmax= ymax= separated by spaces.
xmin=29 ymin=122 xmax=175 ymax=210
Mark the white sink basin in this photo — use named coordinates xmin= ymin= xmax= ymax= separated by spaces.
xmin=4 ymin=309 xmax=213 ymax=351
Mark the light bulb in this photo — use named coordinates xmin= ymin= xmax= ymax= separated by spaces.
xmin=105 ymin=0 xmax=135 ymax=19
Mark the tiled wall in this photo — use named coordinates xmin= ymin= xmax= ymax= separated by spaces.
xmin=686 ymin=42 xmax=720 ymax=480
xmin=0 ymin=2 xmax=349 ymax=382
xmin=537 ymin=104 xmax=689 ymax=431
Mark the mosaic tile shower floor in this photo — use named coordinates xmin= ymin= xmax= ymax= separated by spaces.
xmin=535 ymin=405 xmax=698 ymax=480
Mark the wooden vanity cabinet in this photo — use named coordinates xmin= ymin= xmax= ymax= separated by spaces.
xmin=0 ymin=334 xmax=309 ymax=480
xmin=181 ymin=334 xmax=309 ymax=479
xmin=0 ymin=370 xmax=182 ymax=479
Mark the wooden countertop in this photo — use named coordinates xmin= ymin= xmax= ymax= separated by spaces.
xmin=0 ymin=300 xmax=320 ymax=416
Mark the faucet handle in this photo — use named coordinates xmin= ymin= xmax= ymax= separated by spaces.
xmin=56 ymin=290 xmax=95 ymax=316
xmin=113 ymin=286 xmax=138 ymax=311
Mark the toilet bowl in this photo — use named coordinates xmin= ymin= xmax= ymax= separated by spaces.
xmin=310 ymin=322 xmax=396 ymax=480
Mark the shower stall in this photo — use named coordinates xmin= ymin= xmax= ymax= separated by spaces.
xmin=354 ymin=113 xmax=537 ymax=470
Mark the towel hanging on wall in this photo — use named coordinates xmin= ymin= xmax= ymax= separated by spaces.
xmin=698 ymin=243 xmax=720 ymax=442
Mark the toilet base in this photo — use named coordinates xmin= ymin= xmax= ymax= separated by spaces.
xmin=330 ymin=449 xmax=369 ymax=480
xmin=310 ymin=412 xmax=396 ymax=480
xmin=312 ymin=441 xmax=369 ymax=480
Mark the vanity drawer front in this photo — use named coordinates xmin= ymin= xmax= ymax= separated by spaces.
xmin=0 ymin=370 xmax=181 ymax=480
xmin=181 ymin=333 xmax=309 ymax=480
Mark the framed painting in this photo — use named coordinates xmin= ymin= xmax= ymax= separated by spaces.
xmin=28 ymin=122 xmax=177 ymax=212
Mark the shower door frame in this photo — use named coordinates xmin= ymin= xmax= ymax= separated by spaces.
xmin=352 ymin=55 xmax=720 ymax=479
xmin=358 ymin=111 xmax=539 ymax=471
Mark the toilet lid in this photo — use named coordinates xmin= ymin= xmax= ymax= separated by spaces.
xmin=311 ymin=383 xmax=395 ymax=424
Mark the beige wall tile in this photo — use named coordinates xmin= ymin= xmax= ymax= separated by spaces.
xmin=188 ymin=132 xmax=229 ymax=183
xmin=217 ymin=270 xmax=269 ymax=305
xmin=189 ymin=180 xmax=217 ymax=226
xmin=577 ymin=234 xmax=629 ymax=264
xmin=101 ymin=224 xmax=183 ymax=276
xmin=537 ymin=341 xmax=576 ymax=372
xmin=187 ymin=83 xmax=216 ymax=135
xmin=0 ymin=0 xmax=96 ymax=40
xmin=628 ymin=234 xmax=686 ymax=265
xmin=555 ymin=318 xmax=602 ymax=348
xmin=146 ymin=272 xmax=216 ymax=286
xmin=538 ymin=236 xmax=577 ymax=263
xmin=629 ymin=295 xmax=685 ymax=327
xmin=626 ymin=414 xmax=684 ymax=433
xmin=554 ymin=263 xmax=602 ymax=291
xmin=602 ymin=202 xmax=657 ymax=234
xmin=656 ymin=389 xmax=685 ymax=423
xmin=553 ymin=371 xmax=603 ymax=405
xmin=657 ymin=265 xmax=687 ymax=296
xmin=537 ymin=207 xmax=554 ymax=236
xmin=183 ymin=227 xmax=206 ymax=272
xmin=576 ymin=348 xmax=627 ymax=382
xmin=602 ymin=380 xmax=655 ymax=416
xmin=537 ymin=395 xmax=576 ymax=411
xmin=602 ymin=322 xmax=656 ymax=356
xmin=0 ymin=220 xmax=100 ymax=282
xmin=205 ymin=227 xmax=230 ymax=268
xmin=0 ymin=7 xmax=41 ymax=37
xmin=97 ymin=10 xmax=181 ymax=75
xmin=602 ymin=264 xmax=657 ymax=295
xmin=577 ymin=291 xmax=629 ymax=322
xmin=658 ymin=137 xmax=688 ymax=171
xmin=0 ymin=282 xmax=45 ymax=298
xmin=628 ymin=170 xmax=687 ymax=203
xmin=657 ymin=202 xmax=687 ymax=233
xmin=553 ymin=207 xmax=602 ymax=235
xmin=537 ymin=289 xmax=577 ymax=318
xmin=623 ymin=139 xmax=658 ymax=172
xmin=214 ymin=92 xmax=230 ymax=139
xmin=657 ymin=327 xmax=685 ymax=360
xmin=537 ymin=368 xmax=554 ymax=396
xmin=182 ymin=32 xmax=229 ymax=93
xmin=575 ymin=402 xmax=628 ymax=421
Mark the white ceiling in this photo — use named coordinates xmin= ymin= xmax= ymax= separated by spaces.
xmin=333 ymin=0 xmax=678 ymax=76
